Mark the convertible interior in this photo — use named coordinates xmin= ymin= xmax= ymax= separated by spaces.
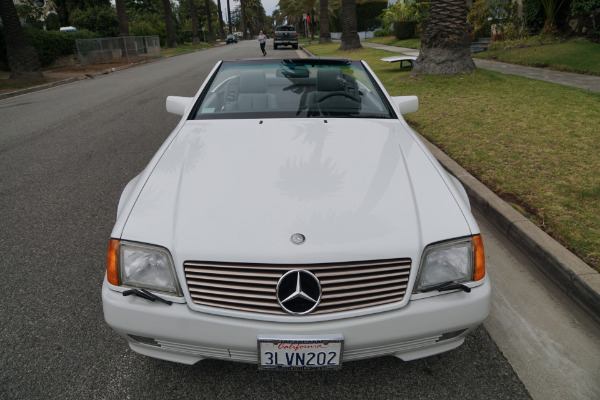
xmin=194 ymin=65 xmax=393 ymax=119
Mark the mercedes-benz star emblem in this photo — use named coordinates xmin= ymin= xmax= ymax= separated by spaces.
xmin=290 ymin=233 xmax=306 ymax=245
xmin=276 ymin=269 xmax=322 ymax=315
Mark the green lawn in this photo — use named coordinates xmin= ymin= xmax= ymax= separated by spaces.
xmin=306 ymin=43 xmax=600 ymax=270
xmin=365 ymin=36 xmax=421 ymax=49
xmin=475 ymin=38 xmax=600 ymax=76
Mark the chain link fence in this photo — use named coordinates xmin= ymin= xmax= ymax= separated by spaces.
xmin=76 ymin=36 xmax=161 ymax=65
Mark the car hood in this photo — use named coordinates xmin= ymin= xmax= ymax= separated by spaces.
xmin=121 ymin=119 xmax=474 ymax=264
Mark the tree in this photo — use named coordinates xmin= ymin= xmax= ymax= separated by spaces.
xmin=411 ymin=0 xmax=474 ymax=76
xmin=115 ymin=0 xmax=130 ymax=35
xmin=319 ymin=0 xmax=331 ymax=43
xmin=339 ymin=0 xmax=361 ymax=50
xmin=162 ymin=0 xmax=178 ymax=47
xmin=189 ymin=0 xmax=201 ymax=44
xmin=216 ymin=0 xmax=225 ymax=40
xmin=204 ymin=0 xmax=216 ymax=41
xmin=0 ymin=0 xmax=42 ymax=78
xmin=70 ymin=5 xmax=120 ymax=37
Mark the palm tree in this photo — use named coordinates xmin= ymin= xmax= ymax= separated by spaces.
xmin=339 ymin=0 xmax=361 ymax=50
xmin=0 ymin=0 xmax=42 ymax=78
xmin=319 ymin=0 xmax=331 ymax=43
xmin=411 ymin=0 xmax=474 ymax=75
xmin=162 ymin=0 xmax=178 ymax=48
xmin=115 ymin=0 xmax=129 ymax=36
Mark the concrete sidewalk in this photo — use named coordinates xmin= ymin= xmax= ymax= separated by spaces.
xmin=363 ymin=42 xmax=600 ymax=93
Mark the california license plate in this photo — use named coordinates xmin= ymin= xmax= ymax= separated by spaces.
xmin=258 ymin=334 xmax=344 ymax=370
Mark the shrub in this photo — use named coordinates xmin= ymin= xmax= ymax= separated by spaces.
xmin=374 ymin=28 xmax=393 ymax=37
xmin=0 ymin=27 xmax=98 ymax=68
xmin=130 ymin=19 xmax=167 ymax=47
xmin=394 ymin=20 xmax=417 ymax=39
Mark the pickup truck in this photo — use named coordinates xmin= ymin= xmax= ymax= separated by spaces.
xmin=273 ymin=25 xmax=298 ymax=50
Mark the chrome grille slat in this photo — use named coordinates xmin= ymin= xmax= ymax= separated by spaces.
xmin=323 ymin=278 xmax=409 ymax=293
xmin=184 ymin=258 xmax=411 ymax=315
xmin=319 ymin=271 xmax=409 ymax=285
xmin=322 ymin=284 xmax=408 ymax=299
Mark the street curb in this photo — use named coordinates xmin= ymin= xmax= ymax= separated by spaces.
xmin=0 ymin=77 xmax=79 ymax=100
xmin=0 ymin=55 xmax=174 ymax=101
xmin=419 ymin=135 xmax=600 ymax=325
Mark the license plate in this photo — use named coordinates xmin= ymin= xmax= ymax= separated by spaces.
xmin=258 ymin=334 xmax=344 ymax=370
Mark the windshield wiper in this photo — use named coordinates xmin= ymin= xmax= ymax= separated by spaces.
xmin=421 ymin=281 xmax=471 ymax=293
xmin=347 ymin=113 xmax=391 ymax=119
xmin=123 ymin=288 xmax=173 ymax=305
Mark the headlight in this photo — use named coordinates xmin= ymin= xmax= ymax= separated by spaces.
xmin=414 ymin=236 xmax=485 ymax=293
xmin=108 ymin=240 xmax=181 ymax=296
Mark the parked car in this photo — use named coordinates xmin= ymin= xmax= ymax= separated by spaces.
xmin=226 ymin=34 xmax=237 ymax=44
xmin=103 ymin=58 xmax=490 ymax=369
xmin=273 ymin=25 xmax=298 ymax=50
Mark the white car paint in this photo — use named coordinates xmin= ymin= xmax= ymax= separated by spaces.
xmin=103 ymin=59 xmax=490 ymax=366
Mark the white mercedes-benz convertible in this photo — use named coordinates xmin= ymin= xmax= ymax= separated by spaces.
xmin=102 ymin=58 xmax=490 ymax=369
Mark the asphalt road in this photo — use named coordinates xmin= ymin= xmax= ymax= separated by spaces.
xmin=0 ymin=39 xmax=557 ymax=400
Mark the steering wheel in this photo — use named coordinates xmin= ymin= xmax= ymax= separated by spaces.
xmin=317 ymin=91 xmax=360 ymax=103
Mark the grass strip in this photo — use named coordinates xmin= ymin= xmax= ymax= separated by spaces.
xmin=475 ymin=39 xmax=600 ymax=76
xmin=306 ymin=43 xmax=600 ymax=270
xmin=365 ymin=37 xmax=421 ymax=49
xmin=162 ymin=42 xmax=213 ymax=57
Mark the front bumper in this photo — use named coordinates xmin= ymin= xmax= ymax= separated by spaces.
xmin=102 ymin=276 xmax=490 ymax=365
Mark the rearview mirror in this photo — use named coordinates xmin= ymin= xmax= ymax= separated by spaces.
xmin=166 ymin=96 xmax=194 ymax=116
xmin=391 ymin=96 xmax=419 ymax=115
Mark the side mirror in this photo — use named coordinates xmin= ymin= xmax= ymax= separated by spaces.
xmin=391 ymin=96 xmax=419 ymax=115
xmin=166 ymin=96 xmax=194 ymax=116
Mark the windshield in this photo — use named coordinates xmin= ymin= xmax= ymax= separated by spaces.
xmin=276 ymin=26 xmax=295 ymax=31
xmin=191 ymin=59 xmax=395 ymax=120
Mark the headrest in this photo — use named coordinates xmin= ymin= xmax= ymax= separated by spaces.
xmin=239 ymin=70 xmax=266 ymax=93
xmin=316 ymin=69 xmax=345 ymax=91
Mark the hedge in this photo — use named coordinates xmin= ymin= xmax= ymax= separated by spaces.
xmin=0 ymin=28 xmax=98 ymax=69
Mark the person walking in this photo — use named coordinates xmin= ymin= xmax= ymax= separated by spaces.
xmin=258 ymin=30 xmax=267 ymax=56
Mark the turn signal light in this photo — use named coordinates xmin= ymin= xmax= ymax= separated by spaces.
xmin=107 ymin=239 xmax=120 ymax=286
xmin=473 ymin=235 xmax=485 ymax=281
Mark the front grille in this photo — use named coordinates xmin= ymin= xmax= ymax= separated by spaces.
xmin=184 ymin=258 xmax=411 ymax=315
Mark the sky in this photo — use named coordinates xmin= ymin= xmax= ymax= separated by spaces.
xmin=261 ymin=0 xmax=279 ymax=16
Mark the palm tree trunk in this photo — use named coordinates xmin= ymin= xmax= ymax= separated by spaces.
xmin=319 ymin=0 xmax=331 ymax=44
xmin=0 ymin=0 xmax=42 ymax=78
xmin=162 ymin=0 xmax=178 ymax=48
xmin=190 ymin=0 xmax=201 ymax=45
xmin=339 ymin=0 xmax=361 ymax=50
xmin=227 ymin=0 xmax=232 ymax=34
xmin=115 ymin=0 xmax=129 ymax=36
xmin=204 ymin=0 xmax=216 ymax=42
xmin=216 ymin=0 xmax=226 ymax=40
xmin=411 ymin=0 xmax=475 ymax=75
xmin=240 ymin=0 xmax=247 ymax=39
